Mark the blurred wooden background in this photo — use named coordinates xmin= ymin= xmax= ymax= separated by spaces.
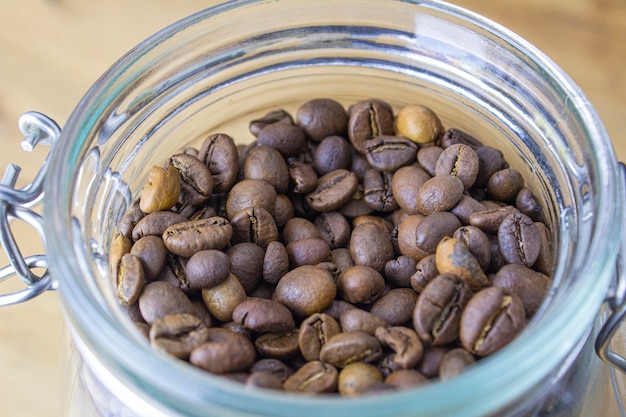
xmin=0 ymin=1 xmax=624 ymax=416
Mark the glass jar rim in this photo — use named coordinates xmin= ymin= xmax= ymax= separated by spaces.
xmin=44 ymin=1 xmax=622 ymax=415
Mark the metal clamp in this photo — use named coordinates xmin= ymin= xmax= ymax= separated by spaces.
xmin=596 ymin=162 xmax=626 ymax=374
xmin=0 ymin=112 xmax=60 ymax=306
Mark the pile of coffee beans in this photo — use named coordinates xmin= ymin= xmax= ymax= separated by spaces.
xmin=111 ymin=98 xmax=552 ymax=396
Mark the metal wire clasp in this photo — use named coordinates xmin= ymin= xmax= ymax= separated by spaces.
xmin=0 ymin=112 xmax=60 ymax=306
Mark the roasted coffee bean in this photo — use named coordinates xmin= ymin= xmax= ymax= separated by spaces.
xmin=197 ymin=133 xmax=240 ymax=193
xmin=298 ymin=313 xmax=342 ymax=361
xmin=385 ymin=256 xmax=418 ymax=288
xmin=352 ymin=215 xmax=393 ymax=234
xmin=491 ymin=263 xmax=550 ymax=317
xmin=250 ymin=358 xmax=294 ymax=382
xmin=230 ymin=206 xmax=278 ymax=250
xmin=468 ymin=205 xmax=519 ymax=234
xmin=452 ymin=226 xmax=491 ymax=271
xmin=337 ymin=265 xmax=385 ymax=305
xmin=320 ymin=331 xmax=383 ymax=368
xmin=375 ymin=326 xmax=423 ymax=369
xmin=397 ymin=214 xmax=427 ymax=260
xmin=474 ymin=145 xmax=507 ymax=188
xmin=306 ymin=169 xmax=359 ymax=212
xmin=416 ymin=175 xmax=464 ymax=215
xmin=385 ymin=369 xmax=429 ymax=390
xmin=451 ymin=195 xmax=488 ymax=225
xmin=440 ymin=128 xmax=483 ymax=150
xmin=226 ymin=242 xmax=265 ymax=293
xmin=132 ymin=211 xmax=187 ymax=241
xmin=225 ymin=179 xmax=277 ymax=219
xmin=162 ymin=217 xmax=233 ymax=257
xmin=250 ymin=109 xmax=294 ymax=137
xmin=349 ymin=150 xmax=371 ymax=182
xmin=313 ymin=135 xmax=352 ymax=175
xmin=349 ymin=222 xmax=394 ymax=273
xmin=232 ymin=298 xmax=295 ymax=333
xmin=117 ymin=253 xmax=144 ymax=306
xmin=185 ymin=249 xmax=230 ymax=289
xmin=340 ymin=309 xmax=389 ymax=336
xmin=338 ymin=362 xmax=383 ymax=397
xmin=190 ymin=300 xmax=214 ymax=329
xmin=118 ymin=202 xmax=145 ymax=239
xmin=370 ymin=288 xmax=418 ymax=326
xmin=263 ymin=241 xmax=290 ymax=285
xmin=110 ymin=233 xmax=131 ymax=277
xmin=168 ymin=153 xmax=213 ymax=205
xmin=435 ymin=143 xmax=479 ymax=190
xmin=149 ymin=313 xmax=211 ymax=359
xmin=273 ymin=194 xmax=294 ymax=229
xmin=410 ymin=254 xmax=439 ymax=293
xmin=220 ymin=321 xmax=253 ymax=339
xmin=283 ymin=361 xmax=338 ymax=393
xmin=365 ymin=135 xmax=418 ymax=172
xmin=256 ymin=122 xmax=305 ymax=158
xmin=243 ymin=145 xmax=290 ymax=193
xmin=255 ymin=330 xmax=300 ymax=359
xmin=348 ymin=99 xmax=395 ymax=155
xmin=338 ymin=189 xmax=375 ymax=218
xmin=515 ymin=187 xmax=544 ymax=222
xmin=460 ymin=287 xmax=526 ymax=356
xmin=245 ymin=371 xmax=284 ymax=390
xmin=190 ymin=328 xmax=256 ymax=374
xmin=314 ymin=212 xmax=351 ymax=250
xmin=487 ymin=168 xmax=524 ymax=203
xmin=498 ymin=212 xmax=541 ymax=267
xmin=289 ymin=161 xmax=318 ymax=194
xmin=286 ymin=238 xmax=331 ymax=267
xmin=417 ymin=146 xmax=444 ymax=177
xmin=138 ymin=281 xmax=197 ymax=325
xmin=533 ymin=222 xmax=554 ymax=275
xmin=275 ymin=265 xmax=337 ymax=316
xmin=201 ymin=273 xmax=247 ymax=322
xmin=439 ymin=348 xmax=476 ymax=381
xmin=417 ymin=346 xmax=449 ymax=378
xmin=330 ymin=248 xmax=354 ymax=275
xmin=413 ymin=273 xmax=473 ymax=345
xmin=395 ymin=104 xmax=443 ymax=145
xmin=139 ymin=164 xmax=181 ymax=213
xmin=282 ymin=217 xmax=322 ymax=245
xmin=296 ymin=98 xmax=348 ymax=142
xmin=436 ymin=237 xmax=489 ymax=291
xmin=392 ymin=165 xmax=431 ymax=215
xmin=363 ymin=169 xmax=397 ymax=212
xmin=413 ymin=211 xmax=462 ymax=257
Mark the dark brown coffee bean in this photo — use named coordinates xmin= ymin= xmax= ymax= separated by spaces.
xmin=533 ymin=222 xmax=554 ymax=275
xmin=225 ymin=179 xmax=277 ymax=219
xmin=190 ymin=300 xmax=214 ymax=329
xmin=435 ymin=144 xmax=479 ymax=191
xmin=275 ymin=265 xmax=337 ymax=316
xmin=384 ymin=369 xmax=429 ymax=390
xmin=417 ymin=346 xmax=449 ymax=378
xmin=352 ymin=215 xmax=393 ymax=234
xmin=162 ymin=217 xmax=233 ymax=257
xmin=197 ymin=133 xmax=240 ymax=193
xmin=251 ymin=358 xmax=294 ymax=382
xmin=337 ymin=265 xmax=385 ymax=305
xmin=338 ymin=190 xmax=375 ymax=218
xmin=491 ymin=263 xmax=550 ymax=316
xmin=330 ymin=248 xmax=354 ymax=275
xmin=338 ymin=362 xmax=383 ymax=397
xmin=138 ymin=281 xmax=196 ymax=325
xmin=220 ymin=321 xmax=253 ymax=339
xmin=286 ymin=237 xmax=331 ymax=268
xmin=129 ymin=235 xmax=165 ymax=282
xmin=190 ymin=328 xmax=256 ymax=374
xmin=320 ymin=331 xmax=383 ymax=368
xmin=375 ymin=326 xmax=423 ymax=369
xmin=288 ymin=162 xmax=318 ymax=194
xmin=515 ymin=187 xmax=544 ymax=222
xmin=168 ymin=153 xmax=214 ymax=205
xmin=283 ymin=360 xmax=338 ymax=393
xmin=245 ymin=371 xmax=284 ymax=390
xmin=385 ymin=256 xmax=417 ymax=288
xmin=250 ymin=109 xmax=294 ymax=137
xmin=118 ymin=202 xmax=145 ymax=239
xmin=117 ymin=253 xmax=144 ymax=306
xmin=397 ymin=214 xmax=427 ymax=260
xmin=413 ymin=211 xmax=462 ymax=257
xmin=255 ymin=330 xmax=300 ymax=360
xmin=306 ymin=169 xmax=359 ymax=212
xmin=452 ymin=226 xmax=491 ymax=271
xmin=435 ymin=237 xmax=489 ymax=291
xmin=158 ymin=252 xmax=191 ymax=292
xmin=487 ymin=234 xmax=506 ymax=274
xmin=365 ymin=135 xmax=418 ymax=172
xmin=460 ymin=287 xmax=526 ymax=356
xmin=468 ymin=205 xmax=519 ymax=234
xmin=498 ymin=212 xmax=541 ymax=267
xmin=185 ymin=249 xmax=230 ymax=289
xmin=450 ymin=195 xmax=488 ymax=225
xmin=486 ymin=168 xmax=524 ymax=203
xmin=282 ymin=217 xmax=322 ymax=245
xmin=149 ymin=313 xmax=211 ymax=359
xmin=314 ymin=212 xmax=351 ymax=250
xmin=474 ymin=146 xmax=506 ymax=188
xmin=298 ymin=313 xmax=342 ymax=361
xmin=410 ymin=254 xmax=439 ymax=293
xmin=256 ymin=122 xmax=305 ymax=158
xmin=349 ymin=222 xmax=394 ymax=273
xmin=348 ymin=99 xmax=395 ymax=154
xmin=392 ymin=165 xmax=431 ymax=215
xmin=243 ymin=145 xmax=290 ymax=193
xmin=363 ymin=169 xmax=397 ymax=212
xmin=349 ymin=150 xmax=371 ymax=182
xmin=230 ymin=206 xmax=278 ymax=250
xmin=370 ymin=288 xmax=418 ymax=326
xmin=417 ymin=146 xmax=444 ymax=177
xmin=232 ymin=298 xmax=295 ymax=333
xmin=340 ymin=309 xmax=389 ymax=336
xmin=313 ymin=135 xmax=352 ymax=175
xmin=139 ymin=164 xmax=181 ymax=213
xmin=296 ymin=98 xmax=348 ymax=142
xmin=439 ymin=348 xmax=476 ymax=381
xmin=416 ymin=175 xmax=464 ymax=215
xmin=263 ymin=241 xmax=289 ymax=285
xmin=201 ymin=273 xmax=247 ymax=322
xmin=440 ymin=128 xmax=483 ymax=149
xmin=274 ymin=194 xmax=295 ymax=229
xmin=225 ymin=242 xmax=265 ymax=294
xmin=413 ymin=273 xmax=473 ymax=345
xmin=132 ymin=211 xmax=187 ymax=241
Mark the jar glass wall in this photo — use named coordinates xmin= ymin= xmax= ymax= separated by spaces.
xmin=45 ymin=1 xmax=622 ymax=416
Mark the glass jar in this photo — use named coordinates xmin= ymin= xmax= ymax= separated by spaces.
xmin=2 ymin=0 xmax=625 ymax=416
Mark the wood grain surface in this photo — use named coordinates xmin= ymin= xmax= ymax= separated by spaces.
xmin=0 ymin=1 xmax=624 ymax=416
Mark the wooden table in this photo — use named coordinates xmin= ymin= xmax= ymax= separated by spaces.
xmin=0 ymin=1 xmax=624 ymax=416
